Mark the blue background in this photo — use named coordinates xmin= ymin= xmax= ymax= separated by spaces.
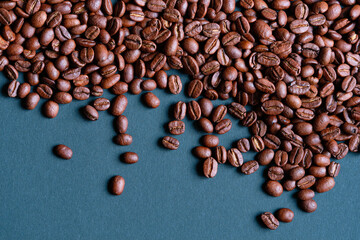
xmin=1 ymin=68 xmax=360 ymax=240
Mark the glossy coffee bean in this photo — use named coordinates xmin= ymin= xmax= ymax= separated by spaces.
xmin=54 ymin=144 xmax=73 ymax=160
xmin=110 ymin=175 xmax=125 ymax=195
xmin=276 ymin=208 xmax=294 ymax=223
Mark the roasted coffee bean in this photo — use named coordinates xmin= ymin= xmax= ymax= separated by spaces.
xmin=250 ymin=135 xmax=265 ymax=152
xmin=110 ymin=95 xmax=127 ymax=116
xmin=109 ymin=175 xmax=125 ymax=195
xmin=168 ymin=120 xmax=185 ymax=135
xmin=268 ymin=166 xmax=284 ymax=181
xmin=7 ymin=80 xmax=20 ymax=98
xmin=257 ymin=149 xmax=274 ymax=165
xmin=93 ymin=98 xmax=110 ymax=111
xmin=241 ymin=160 xmax=259 ymax=175
xmin=168 ymin=75 xmax=182 ymax=94
xmin=315 ymin=177 xmax=335 ymax=193
xmin=83 ymin=105 xmax=99 ymax=121
xmin=211 ymin=105 xmax=227 ymax=123
xmin=43 ymin=101 xmax=59 ymax=119
xmin=227 ymin=148 xmax=243 ymax=167
xmin=261 ymin=212 xmax=279 ymax=230
xmin=297 ymin=175 xmax=316 ymax=190
xmin=276 ymin=208 xmax=294 ymax=223
xmin=173 ymin=101 xmax=186 ymax=120
xmin=162 ymin=136 xmax=179 ymax=150
xmin=215 ymin=146 xmax=227 ymax=164
xmin=121 ymin=152 xmax=139 ymax=164
xmin=142 ymin=92 xmax=160 ymax=108
xmin=114 ymin=115 xmax=128 ymax=134
xmin=202 ymin=135 xmax=219 ymax=148
xmin=265 ymin=180 xmax=283 ymax=197
xmin=237 ymin=138 xmax=251 ymax=153
xmin=53 ymin=144 xmax=73 ymax=160
xmin=297 ymin=189 xmax=315 ymax=201
xmin=203 ymin=157 xmax=218 ymax=178
xmin=215 ymin=119 xmax=232 ymax=134
xmin=299 ymin=199 xmax=317 ymax=213
xmin=24 ymin=93 xmax=40 ymax=110
xmin=114 ymin=133 xmax=133 ymax=146
xmin=228 ymin=102 xmax=246 ymax=120
xmin=187 ymin=101 xmax=201 ymax=120
xmin=194 ymin=146 xmax=212 ymax=159
xmin=187 ymin=80 xmax=203 ymax=98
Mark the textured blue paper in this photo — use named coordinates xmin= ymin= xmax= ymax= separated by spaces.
xmin=1 ymin=68 xmax=360 ymax=239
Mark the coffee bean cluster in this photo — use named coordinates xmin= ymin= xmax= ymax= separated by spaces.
xmin=1 ymin=0 xmax=359 ymax=229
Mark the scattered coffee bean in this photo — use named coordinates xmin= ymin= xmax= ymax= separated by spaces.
xmin=121 ymin=152 xmax=139 ymax=164
xmin=261 ymin=212 xmax=279 ymax=230
xmin=162 ymin=136 xmax=179 ymax=150
xmin=54 ymin=144 xmax=73 ymax=160
xmin=110 ymin=175 xmax=125 ymax=195
xmin=276 ymin=208 xmax=294 ymax=223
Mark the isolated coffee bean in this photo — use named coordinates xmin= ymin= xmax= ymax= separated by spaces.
xmin=121 ymin=152 xmax=139 ymax=164
xmin=162 ymin=136 xmax=180 ymax=150
xmin=241 ymin=160 xmax=259 ymax=175
xmin=168 ymin=120 xmax=185 ymax=135
xmin=215 ymin=146 xmax=227 ymax=164
xmin=110 ymin=175 xmax=125 ymax=195
xmin=54 ymin=144 xmax=73 ymax=160
xmin=227 ymin=148 xmax=243 ymax=167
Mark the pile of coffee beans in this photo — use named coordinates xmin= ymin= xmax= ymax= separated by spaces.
xmin=1 ymin=0 xmax=360 ymax=230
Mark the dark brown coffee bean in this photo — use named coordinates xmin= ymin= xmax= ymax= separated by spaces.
xmin=261 ymin=100 xmax=284 ymax=115
xmin=297 ymin=175 xmax=316 ymax=190
xmin=265 ymin=180 xmax=283 ymax=197
xmin=7 ymin=80 xmax=20 ymax=98
xmin=114 ymin=133 xmax=133 ymax=146
xmin=83 ymin=105 xmax=99 ymax=121
xmin=215 ymin=146 xmax=227 ymax=164
xmin=274 ymin=150 xmax=288 ymax=167
xmin=211 ymin=105 xmax=227 ymax=123
xmin=203 ymin=157 xmax=218 ymax=178
xmin=43 ymin=100 xmax=59 ymax=119
xmin=215 ymin=119 xmax=232 ymax=134
xmin=299 ymin=199 xmax=317 ymax=213
xmin=110 ymin=95 xmax=127 ymax=116
xmin=173 ymin=101 xmax=186 ymax=120
xmin=261 ymin=212 xmax=279 ymax=230
xmin=109 ymin=175 xmax=125 ymax=195
xmin=187 ymin=80 xmax=203 ymax=98
xmin=168 ymin=120 xmax=185 ymax=135
xmin=162 ymin=136 xmax=179 ymax=150
xmin=24 ymin=92 xmax=40 ymax=110
xmin=93 ymin=98 xmax=110 ymax=111
xmin=202 ymin=135 xmax=219 ymax=148
xmin=194 ymin=146 xmax=212 ymax=159
xmin=54 ymin=144 xmax=73 ymax=160
xmin=142 ymin=92 xmax=160 ymax=108
xmin=241 ymin=160 xmax=259 ymax=175
xmin=297 ymin=189 xmax=315 ymax=201
xmin=121 ymin=152 xmax=138 ymax=164
xmin=257 ymin=149 xmax=274 ymax=165
xmin=276 ymin=208 xmax=294 ymax=223
xmin=315 ymin=177 xmax=335 ymax=193
xmin=268 ymin=166 xmax=284 ymax=181
xmin=283 ymin=180 xmax=296 ymax=191
xmin=228 ymin=102 xmax=246 ymax=120
xmin=328 ymin=162 xmax=340 ymax=177
xmin=250 ymin=135 xmax=265 ymax=152
xmin=227 ymin=148 xmax=243 ymax=167
xmin=168 ymin=75 xmax=182 ymax=94
xmin=187 ymin=101 xmax=201 ymax=120
xmin=237 ymin=138 xmax=251 ymax=153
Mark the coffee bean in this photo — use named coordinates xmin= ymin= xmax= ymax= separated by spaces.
xmin=7 ymin=80 xmax=20 ymax=98
xmin=168 ymin=75 xmax=182 ymax=94
xmin=328 ymin=162 xmax=340 ymax=177
xmin=194 ymin=146 xmax=212 ymax=159
xmin=237 ymin=138 xmax=251 ymax=153
xmin=110 ymin=95 xmax=127 ymax=116
xmin=24 ymin=92 xmax=40 ymax=110
xmin=250 ymin=135 xmax=265 ymax=152
xmin=173 ymin=101 xmax=186 ymax=120
xmin=297 ymin=175 xmax=316 ymax=190
xmin=187 ymin=101 xmax=201 ymax=120
xmin=201 ymin=135 xmax=219 ymax=148
xmin=142 ymin=92 xmax=160 ymax=108
xmin=83 ymin=105 xmax=99 ymax=121
xmin=257 ymin=149 xmax=274 ymax=165
xmin=203 ymin=157 xmax=218 ymax=178
xmin=288 ymin=166 xmax=305 ymax=181
xmin=93 ymin=98 xmax=110 ymax=111
xmin=268 ymin=166 xmax=284 ymax=181
xmin=215 ymin=119 xmax=232 ymax=134
xmin=241 ymin=160 xmax=259 ymax=175
xmin=315 ymin=177 xmax=335 ymax=193
xmin=168 ymin=120 xmax=185 ymax=135
xmin=114 ymin=133 xmax=133 ymax=146
xmin=227 ymin=148 xmax=243 ymax=167
xmin=261 ymin=212 xmax=279 ymax=230
xmin=121 ymin=152 xmax=138 ymax=164
xmin=276 ymin=208 xmax=294 ymax=223
xmin=299 ymin=199 xmax=317 ymax=213
xmin=43 ymin=100 xmax=59 ymax=119
xmin=162 ymin=136 xmax=179 ymax=150
xmin=109 ymin=175 xmax=125 ymax=195
xmin=265 ymin=180 xmax=283 ymax=197
xmin=187 ymin=80 xmax=203 ymax=98
xmin=54 ymin=144 xmax=73 ymax=160
xmin=215 ymin=146 xmax=227 ymax=164
xmin=297 ymin=189 xmax=315 ymax=201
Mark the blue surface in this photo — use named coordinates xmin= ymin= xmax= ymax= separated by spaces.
xmin=1 ymin=69 xmax=360 ymax=240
